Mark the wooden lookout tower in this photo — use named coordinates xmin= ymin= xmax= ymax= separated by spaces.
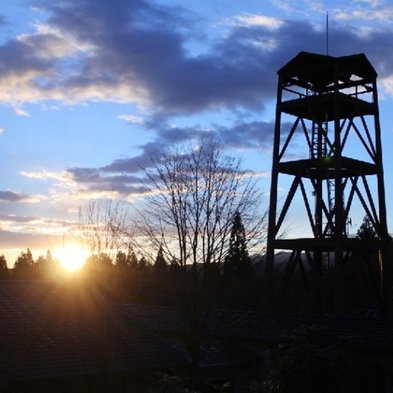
xmin=265 ymin=52 xmax=391 ymax=315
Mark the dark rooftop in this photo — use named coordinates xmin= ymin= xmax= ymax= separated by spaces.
xmin=123 ymin=303 xmax=393 ymax=353
xmin=0 ymin=281 xmax=189 ymax=384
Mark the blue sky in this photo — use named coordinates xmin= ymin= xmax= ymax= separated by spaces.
xmin=1 ymin=0 xmax=393 ymax=266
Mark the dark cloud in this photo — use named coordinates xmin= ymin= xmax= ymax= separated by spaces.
xmin=66 ymin=118 xmax=280 ymax=194
xmin=6 ymin=0 xmax=393 ymax=196
xmin=0 ymin=0 xmax=390 ymax=113
xmin=0 ymin=190 xmax=31 ymax=202
xmin=45 ymin=3 xmax=393 ymax=113
xmin=67 ymin=166 xmax=148 ymax=195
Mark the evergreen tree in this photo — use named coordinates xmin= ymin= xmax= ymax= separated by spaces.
xmin=223 ymin=211 xmax=253 ymax=280
xmin=13 ymin=249 xmax=37 ymax=279
xmin=138 ymin=256 xmax=149 ymax=270
xmin=37 ymin=250 xmax=60 ymax=279
xmin=128 ymin=249 xmax=139 ymax=270
xmin=83 ymin=252 xmax=115 ymax=298
xmin=154 ymin=245 xmax=167 ymax=271
xmin=115 ymin=250 xmax=128 ymax=268
xmin=0 ymin=254 xmax=8 ymax=279
xmin=357 ymin=216 xmax=377 ymax=239
xmin=87 ymin=252 xmax=113 ymax=268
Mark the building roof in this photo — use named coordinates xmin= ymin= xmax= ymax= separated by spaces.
xmin=0 ymin=281 xmax=189 ymax=384
xmin=2 ymin=281 xmax=392 ymax=384
xmin=121 ymin=304 xmax=256 ymax=370
xmin=123 ymin=304 xmax=393 ymax=353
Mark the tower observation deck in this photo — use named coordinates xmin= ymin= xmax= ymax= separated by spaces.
xmin=265 ymin=52 xmax=391 ymax=315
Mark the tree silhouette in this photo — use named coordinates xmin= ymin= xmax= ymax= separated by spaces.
xmin=34 ymin=250 xmax=60 ymax=280
xmin=78 ymin=198 xmax=131 ymax=257
xmin=154 ymin=245 xmax=167 ymax=271
xmin=223 ymin=211 xmax=253 ymax=281
xmin=135 ymin=137 xmax=268 ymax=388
xmin=350 ymin=215 xmax=381 ymax=312
xmin=115 ymin=250 xmax=129 ymax=269
xmin=357 ymin=216 xmax=377 ymax=239
xmin=83 ymin=252 xmax=116 ymax=298
xmin=0 ymin=254 xmax=8 ymax=279
xmin=128 ymin=249 xmax=138 ymax=270
xmin=13 ymin=249 xmax=38 ymax=279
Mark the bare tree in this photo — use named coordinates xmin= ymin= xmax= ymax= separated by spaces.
xmin=136 ymin=137 xmax=267 ymax=270
xmin=135 ymin=136 xmax=268 ymax=387
xmin=78 ymin=198 xmax=131 ymax=257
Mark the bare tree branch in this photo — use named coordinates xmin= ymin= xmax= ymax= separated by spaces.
xmin=134 ymin=136 xmax=268 ymax=270
xmin=78 ymin=198 xmax=132 ymax=257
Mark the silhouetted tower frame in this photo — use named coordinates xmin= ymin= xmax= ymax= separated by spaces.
xmin=265 ymin=52 xmax=390 ymax=315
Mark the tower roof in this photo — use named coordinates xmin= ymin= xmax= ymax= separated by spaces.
xmin=278 ymin=51 xmax=377 ymax=89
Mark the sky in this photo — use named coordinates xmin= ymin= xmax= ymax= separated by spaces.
xmin=1 ymin=0 xmax=393 ymax=266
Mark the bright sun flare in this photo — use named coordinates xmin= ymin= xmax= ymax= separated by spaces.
xmin=53 ymin=244 xmax=89 ymax=271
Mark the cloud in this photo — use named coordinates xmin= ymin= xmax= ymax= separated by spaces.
xmin=66 ymin=166 xmax=147 ymax=196
xmin=118 ymin=114 xmax=145 ymax=124
xmin=334 ymin=2 xmax=393 ymax=23
xmin=0 ymin=0 xmax=391 ymax=203
xmin=235 ymin=14 xmax=283 ymax=29
xmin=0 ymin=190 xmax=38 ymax=203
xmin=0 ymin=0 xmax=391 ymax=115
xmin=14 ymin=107 xmax=30 ymax=117
xmin=20 ymin=170 xmax=72 ymax=182
xmin=61 ymin=116 xmax=281 ymax=196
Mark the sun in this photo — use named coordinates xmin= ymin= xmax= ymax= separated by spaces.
xmin=53 ymin=243 xmax=89 ymax=272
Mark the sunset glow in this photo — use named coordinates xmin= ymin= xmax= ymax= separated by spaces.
xmin=1 ymin=0 xmax=393 ymax=263
xmin=53 ymin=244 xmax=89 ymax=271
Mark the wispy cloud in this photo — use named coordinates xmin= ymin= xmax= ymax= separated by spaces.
xmin=14 ymin=107 xmax=30 ymax=117
xmin=118 ymin=114 xmax=145 ymax=124
xmin=235 ymin=14 xmax=283 ymax=29
xmin=335 ymin=1 xmax=393 ymax=23
xmin=20 ymin=170 xmax=72 ymax=182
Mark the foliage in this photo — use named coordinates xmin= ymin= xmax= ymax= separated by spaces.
xmin=154 ymin=245 xmax=167 ymax=271
xmin=351 ymin=215 xmax=381 ymax=312
xmin=149 ymin=370 xmax=191 ymax=393
xmin=357 ymin=216 xmax=377 ymax=240
xmin=14 ymin=248 xmax=34 ymax=268
xmin=84 ymin=252 xmax=113 ymax=270
xmin=115 ymin=248 xmax=138 ymax=269
xmin=149 ymin=370 xmax=233 ymax=393
xmin=13 ymin=249 xmax=39 ymax=279
xmin=264 ymin=325 xmax=361 ymax=393
xmin=0 ymin=254 xmax=8 ymax=279
xmin=223 ymin=211 xmax=254 ymax=281
xmin=35 ymin=250 xmax=62 ymax=280
xmin=115 ymin=250 xmax=129 ymax=268
xmin=81 ymin=252 xmax=115 ymax=298
xmin=0 ymin=254 xmax=7 ymax=269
